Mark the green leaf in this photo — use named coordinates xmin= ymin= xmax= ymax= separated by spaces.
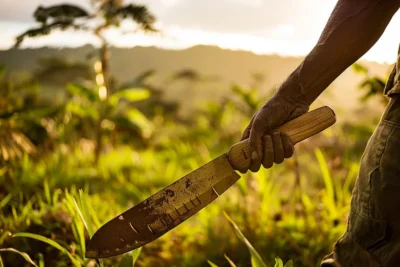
xmin=352 ymin=63 xmax=368 ymax=74
xmin=67 ymin=83 xmax=98 ymax=102
xmin=118 ymin=253 xmax=134 ymax=267
xmin=274 ymin=258 xmax=283 ymax=267
xmin=66 ymin=102 xmax=99 ymax=120
xmin=224 ymin=212 xmax=267 ymax=267
xmin=0 ymin=248 xmax=38 ymax=267
xmin=12 ymin=233 xmax=81 ymax=266
xmin=111 ymin=107 xmax=152 ymax=135
xmin=132 ymin=248 xmax=142 ymax=265
xmin=43 ymin=179 xmax=51 ymax=204
xmin=109 ymin=88 xmax=150 ymax=106
xmin=0 ymin=231 xmax=12 ymax=244
xmin=0 ymin=193 xmax=12 ymax=208
xmin=125 ymin=108 xmax=151 ymax=129
xmin=224 ymin=254 xmax=237 ymax=267
xmin=207 ymin=260 xmax=219 ymax=267
xmin=37 ymin=253 xmax=45 ymax=267
xmin=118 ymin=249 xmax=142 ymax=267
xmin=283 ymin=260 xmax=293 ymax=267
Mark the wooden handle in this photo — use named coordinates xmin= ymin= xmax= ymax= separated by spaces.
xmin=227 ymin=106 xmax=336 ymax=171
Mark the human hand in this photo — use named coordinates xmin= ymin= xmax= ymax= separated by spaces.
xmin=240 ymin=94 xmax=309 ymax=173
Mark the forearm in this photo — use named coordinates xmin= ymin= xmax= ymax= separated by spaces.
xmin=277 ymin=0 xmax=400 ymax=106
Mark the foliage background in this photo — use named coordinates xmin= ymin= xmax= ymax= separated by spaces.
xmin=0 ymin=1 xmax=395 ymax=267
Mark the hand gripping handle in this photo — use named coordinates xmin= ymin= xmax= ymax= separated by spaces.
xmin=227 ymin=106 xmax=336 ymax=171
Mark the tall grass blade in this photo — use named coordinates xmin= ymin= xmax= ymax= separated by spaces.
xmin=79 ymin=189 xmax=94 ymax=237
xmin=224 ymin=212 xmax=267 ymax=267
xmin=73 ymin=197 xmax=90 ymax=236
xmin=315 ymin=149 xmax=334 ymax=200
xmin=315 ymin=148 xmax=337 ymax=217
xmin=0 ymin=231 xmax=12 ymax=244
xmin=274 ymin=257 xmax=283 ymax=267
xmin=12 ymin=232 xmax=81 ymax=266
xmin=224 ymin=254 xmax=237 ymax=267
xmin=132 ymin=247 xmax=142 ymax=265
xmin=207 ymin=260 xmax=219 ymax=267
xmin=0 ymin=193 xmax=12 ymax=208
xmin=87 ymin=200 xmax=101 ymax=229
xmin=43 ymin=178 xmax=51 ymax=205
xmin=38 ymin=253 xmax=44 ymax=267
xmin=0 ymin=248 xmax=39 ymax=267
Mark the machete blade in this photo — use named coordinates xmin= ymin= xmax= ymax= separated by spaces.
xmin=86 ymin=154 xmax=240 ymax=258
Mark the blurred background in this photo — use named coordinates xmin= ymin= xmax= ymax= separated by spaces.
xmin=0 ymin=1 xmax=399 ymax=266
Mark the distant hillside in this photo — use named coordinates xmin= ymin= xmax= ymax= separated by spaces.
xmin=0 ymin=45 xmax=394 ymax=119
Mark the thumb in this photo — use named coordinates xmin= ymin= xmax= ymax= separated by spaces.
xmin=240 ymin=114 xmax=257 ymax=141
xmin=287 ymin=105 xmax=309 ymax=121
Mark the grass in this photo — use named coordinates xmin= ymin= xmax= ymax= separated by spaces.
xmin=0 ymin=79 xmax=374 ymax=266
xmin=0 ymin=131 xmax=363 ymax=266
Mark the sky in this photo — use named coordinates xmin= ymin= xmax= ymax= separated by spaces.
xmin=0 ymin=0 xmax=399 ymax=63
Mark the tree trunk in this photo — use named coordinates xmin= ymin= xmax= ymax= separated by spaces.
xmin=94 ymin=116 xmax=102 ymax=165
xmin=94 ymin=43 xmax=110 ymax=165
xmin=100 ymin=43 xmax=110 ymax=97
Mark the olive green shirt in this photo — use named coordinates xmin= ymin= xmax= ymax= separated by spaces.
xmin=384 ymin=45 xmax=400 ymax=96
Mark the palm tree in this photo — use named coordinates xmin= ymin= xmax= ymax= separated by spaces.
xmin=15 ymin=1 xmax=158 ymax=164
xmin=16 ymin=1 xmax=157 ymax=98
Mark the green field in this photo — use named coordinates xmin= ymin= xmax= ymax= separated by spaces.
xmin=0 ymin=55 xmax=389 ymax=267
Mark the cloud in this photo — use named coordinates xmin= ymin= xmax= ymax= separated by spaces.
xmin=0 ymin=0 xmax=397 ymax=63
xmin=0 ymin=0 xmax=335 ymax=35
xmin=142 ymin=0 xmax=337 ymax=35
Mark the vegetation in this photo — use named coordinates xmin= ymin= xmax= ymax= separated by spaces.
xmin=0 ymin=55 xmax=388 ymax=266
xmin=0 ymin=1 xmax=395 ymax=267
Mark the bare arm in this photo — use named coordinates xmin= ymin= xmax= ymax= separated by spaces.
xmin=242 ymin=0 xmax=400 ymax=173
xmin=278 ymin=0 xmax=400 ymax=105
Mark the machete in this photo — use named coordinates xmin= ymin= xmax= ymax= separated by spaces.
xmin=86 ymin=106 xmax=336 ymax=258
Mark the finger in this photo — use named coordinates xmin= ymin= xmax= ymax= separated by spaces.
xmin=240 ymin=126 xmax=251 ymax=141
xmin=236 ymin=162 xmax=248 ymax=174
xmin=262 ymin=135 xmax=274 ymax=169
xmin=281 ymin=132 xmax=294 ymax=158
xmin=272 ymin=132 xmax=284 ymax=164
xmin=240 ymin=115 xmax=256 ymax=141
xmin=237 ymin=168 xmax=248 ymax=174
xmin=248 ymin=121 xmax=264 ymax=172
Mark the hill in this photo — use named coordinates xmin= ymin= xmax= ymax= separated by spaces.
xmin=0 ymin=45 xmax=393 ymax=118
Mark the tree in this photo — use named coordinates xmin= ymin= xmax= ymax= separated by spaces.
xmin=15 ymin=1 xmax=158 ymax=164
xmin=352 ymin=62 xmax=390 ymax=105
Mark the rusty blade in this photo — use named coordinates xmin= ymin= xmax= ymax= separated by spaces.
xmin=86 ymin=154 xmax=240 ymax=258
